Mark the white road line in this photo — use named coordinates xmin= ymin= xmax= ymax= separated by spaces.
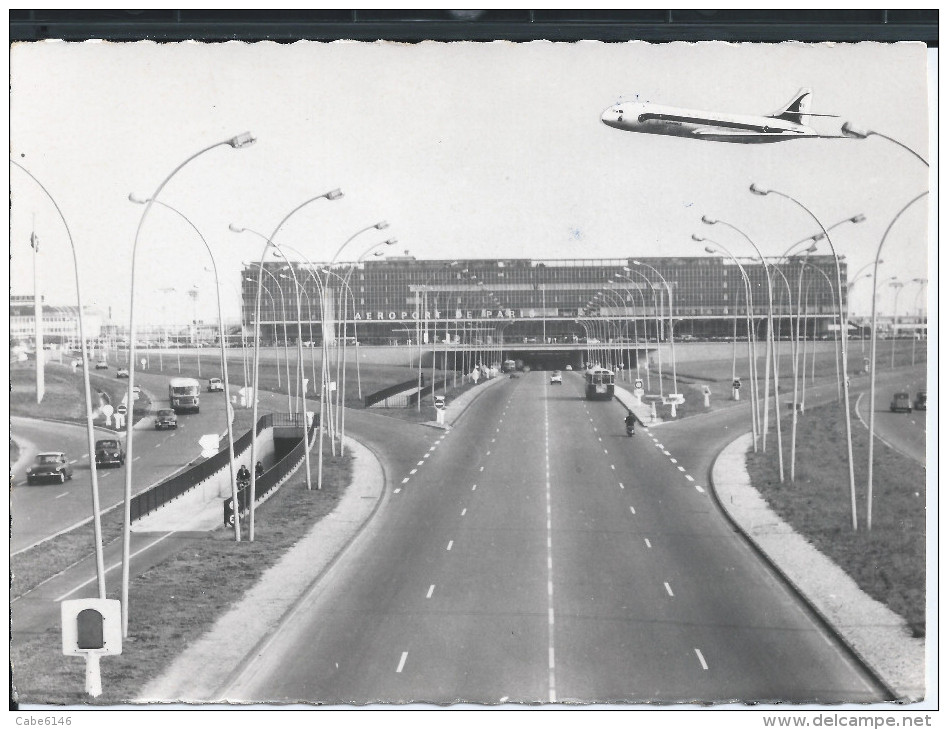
xmin=656 ymin=443 xmax=664 ymax=449
xmin=593 ymin=427 xmax=597 ymax=432
xmin=644 ymin=538 xmax=652 ymax=549
xmin=56 ymin=531 xmax=174 ymax=601
xmin=446 ymin=540 xmax=453 ymax=551
xmin=663 ymin=450 xmax=671 ymax=456
xmin=694 ymin=648 xmax=709 ymax=671
xmin=677 ymin=466 xmax=686 ymax=472
xmin=619 ymin=482 xmax=625 ymax=489
xmin=598 ymin=437 xmax=602 ymax=442
xmin=603 ymin=449 xmax=608 ymax=455
xmin=669 ymin=458 xmax=677 ymax=463
xmin=695 ymin=485 xmax=706 ymax=493
xmin=402 ymin=477 xmax=410 ymax=484
xmin=685 ymin=475 xmax=694 ymax=482
xmin=410 ymin=469 xmax=417 ymax=475
xmin=472 ymin=484 xmax=477 ymax=491
xmin=426 ymin=585 xmax=435 ymax=599
xmin=610 ymin=464 xmax=615 ymax=470
xmin=630 ymin=506 xmax=636 ymax=514
xmin=69 ymin=460 xmax=78 ymax=464
xmin=461 ymin=508 xmax=467 ymax=516
xmin=133 ymin=456 xmax=141 ymax=461
xmin=55 ymin=492 xmax=69 ymax=499
xmin=664 ymin=582 xmax=674 ymax=597
xmin=394 ymin=488 xmax=401 ymax=494
xmin=486 ymin=450 xmax=491 ymax=456
xmin=417 ymin=461 xmax=425 ymax=466
xmin=81 ymin=453 xmax=88 ymax=459
xmin=396 ymin=652 xmax=408 ymax=673
xmin=544 ymin=382 xmax=556 ymax=704
xmin=479 ymin=466 xmax=484 ymax=471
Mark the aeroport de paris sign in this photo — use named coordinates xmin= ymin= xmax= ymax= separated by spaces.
xmin=352 ymin=307 xmax=581 ymax=322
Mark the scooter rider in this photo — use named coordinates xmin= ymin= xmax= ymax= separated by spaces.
xmin=624 ymin=412 xmax=637 ymax=434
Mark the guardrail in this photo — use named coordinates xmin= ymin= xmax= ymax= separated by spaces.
xmin=363 ymin=378 xmax=420 ymax=408
xmin=407 ymin=377 xmax=453 ymax=407
xmin=130 ymin=413 xmax=274 ymax=522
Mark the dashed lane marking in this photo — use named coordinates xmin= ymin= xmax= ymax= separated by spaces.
xmin=394 ymin=488 xmax=401 ymax=494
xmin=685 ymin=475 xmax=694 ymax=482
xmin=664 ymin=582 xmax=674 ymax=597
xmin=677 ymin=466 xmax=686 ymax=472
xmin=55 ymin=492 xmax=69 ymax=499
xmin=446 ymin=540 xmax=453 ymax=551
xmin=402 ymin=477 xmax=410 ymax=484
xmin=630 ymin=506 xmax=636 ymax=514
xmin=410 ymin=469 xmax=417 ymax=475
xmin=426 ymin=585 xmax=435 ymax=599
xmin=461 ymin=508 xmax=467 ymax=516
xmin=619 ymin=482 xmax=625 ymax=489
xmin=396 ymin=652 xmax=408 ymax=673
xmin=694 ymin=648 xmax=709 ymax=671
xmin=644 ymin=538 xmax=652 ymax=549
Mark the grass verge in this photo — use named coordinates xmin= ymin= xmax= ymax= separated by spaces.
xmin=11 ymin=451 xmax=353 ymax=705
xmin=745 ymin=401 xmax=926 ymax=636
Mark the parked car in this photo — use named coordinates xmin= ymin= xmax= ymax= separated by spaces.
xmin=208 ymin=377 xmax=224 ymax=393
xmin=94 ymin=439 xmax=125 ymax=468
xmin=26 ymin=452 xmax=74 ymax=484
xmin=890 ymin=392 xmax=912 ymax=413
xmin=550 ymin=370 xmax=563 ymax=385
xmin=116 ymin=368 xmax=129 ymax=378
xmin=132 ymin=385 xmax=142 ymax=401
xmin=565 ymin=364 xmax=573 ymax=371
xmin=95 ymin=360 xmax=108 ymax=369
xmin=155 ymin=408 xmax=177 ymax=430
xmin=914 ymin=390 xmax=927 ymax=411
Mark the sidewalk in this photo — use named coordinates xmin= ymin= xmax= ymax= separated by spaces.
xmin=138 ymin=434 xmax=385 ymax=702
xmin=711 ymin=433 xmax=925 ymax=702
xmin=613 ymin=382 xmax=664 ymax=426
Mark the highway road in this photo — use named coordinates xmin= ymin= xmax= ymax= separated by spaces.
xmin=222 ymin=371 xmax=889 ymax=704
xmin=853 ymin=376 xmax=927 ymax=465
xmin=10 ymin=371 xmax=237 ymax=554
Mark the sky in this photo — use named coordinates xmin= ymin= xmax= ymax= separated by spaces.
xmin=9 ymin=40 xmax=932 ymax=326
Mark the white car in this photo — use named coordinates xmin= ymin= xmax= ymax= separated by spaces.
xmin=208 ymin=378 xmax=224 ymax=392
xmin=550 ymin=370 xmax=563 ymax=385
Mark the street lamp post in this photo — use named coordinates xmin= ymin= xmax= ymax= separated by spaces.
xmin=749 ymin=184 xmax=857 ymax=529
xmin=911 ymin=277 xmax=927 ymax=366
xmin=129 ymin=195 xmax=241 ymax=542
xmin=889 ymin=280 xmax=905 ymax=368
xmin=120 ymin=131 xmax=255 ymax=634
xmin=631 ymin=261 xmax=679 ymax=404
xmin=230 ymin=187 xmax=342 ymax=535
xmin=840 ymin=122 xmax=930 ymax=167
xmin=866 ymin=192 xmax=928 ymax=530
xmin=11 ymin=159 xmax=108 ymax=600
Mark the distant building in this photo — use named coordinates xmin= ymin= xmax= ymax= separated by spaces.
xmin=9 ymin=295 xmax=103 ymax=346
xmin=240 ymin=256 xmax=846 ymax=345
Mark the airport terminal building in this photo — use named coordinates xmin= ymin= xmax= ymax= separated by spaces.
xmin=240 ymin=255 xmax=845 ymax=346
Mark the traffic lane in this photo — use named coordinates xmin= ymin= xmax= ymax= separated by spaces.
xmin=854 ymin=393 xmax=926 ymax=465
xmin=11 ymin=530 xmax=207 ymax=636
xmin=10 ymin=416 xmax=117 ymax=484
xmin=224 ymin=378 xmax=550 ymax=703
xmin=555 ymin=379 xmax=885 ymax=703
xmin=548 ymin=379 xmax=704 ymax=702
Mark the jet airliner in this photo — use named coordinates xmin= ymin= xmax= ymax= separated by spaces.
xmin=601 ymin=88 xmax=830 ymax=144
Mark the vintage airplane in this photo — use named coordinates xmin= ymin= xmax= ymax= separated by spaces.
xmin=600 ymin=88 xmax=835 ymax=144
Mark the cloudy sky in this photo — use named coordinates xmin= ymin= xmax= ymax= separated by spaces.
xmin=9 ymin=40 xmax=932 ymax=326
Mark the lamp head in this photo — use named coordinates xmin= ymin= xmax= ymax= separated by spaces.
xmin=384 ymin=238 xmax=398 ymax=246
xmin=749 ymin=183 xmax=769 ymax=196
xmin=228 ymin=223 xmax=245 ymax=233
xmin=840 ymin=121 xmax=869 ymax=139
xmin=850 ymin=213 xmax=866 ymax=224
xmin=128 ymin=193 xmax=149 ymax=205
xmin=375 ymin=220 xmax=389 ymax=230
xmin=631 ymin=260 xmax=642 ymax=265
xmin=703 ymin=246 xmax=716 ymax=255
xmin=691 ymin=234 xmax=705 ymax=242
xmin=372 ymin=250 xmax=385 ymax=257
xmin=327 ymin=188 xmax=344 ymax=201
xmin=228 ymin=132 xmax=257 ymax=149
xmin=700 ymin=215 xmax=717 ymax=225
xmin=805 ymin=243 xmax=819 ymax=254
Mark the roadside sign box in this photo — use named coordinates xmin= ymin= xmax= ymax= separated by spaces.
xmin=62 ymin=599 xmax=122 ymax=657
xmin=732 ymin=378 xmax=741 ymax=390
xmin=434 ymin=395 xmax=446 ymax=410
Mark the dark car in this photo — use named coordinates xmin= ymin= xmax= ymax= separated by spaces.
xmin=95 ymin=359 xmax=108 ymax=369
xmin=26 ymin=452 xmax=74 ymax=484
xmin=155 ymin=408 xmax=177 ymax=430
xmin=116 ymin=368 xmax=129 ymax=378
xmin=914 ymin=390 xmax=927 ymax=411
xmin=890 ymin=392 xmax=912 ymax=413
xmin=94 ymin=439 xmax=125 ymax=468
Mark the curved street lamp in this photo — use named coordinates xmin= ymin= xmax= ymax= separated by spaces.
xmin=840 ymin=122 xmax=929 ymax=168
xmin=888 ymin=280 xmax=906 ymax=368
xmin=121 ymin=131 xmax=255 ymax=634
xmin=11 ymin=159 xmax=108 ymax=600
xmin=911 ymin=277 xmax=928 ymax=366
xmin=229 ymin=187 xmax=342 ymax=538
xmin=128 ymin=195 xmax=241 ymax=542
xmin=631 ymin=260 xmax=679 ymax=407
xmin=749 ymin=184 xmax=856 ymax=530
xmin=702 ymin=214 xmax=783 ymax=478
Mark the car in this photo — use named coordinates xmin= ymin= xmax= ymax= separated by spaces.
xmin=550 ymin=370 xmax=563 ymax=384
xmin=95 ymin=360 xmax=108 ymax=369
xmin=890 ymin=392 xmax=912 ymax=413
xmin=116 ymin=368 xmax=129 ymax=378
xmin=155 ymin=408 xmax=177 ymax=430
xmin=509 ymin=372 xmax=519 ymax=379
xmin=914 ymin=390 xmax=927 ymax=411
xmin=94 ymin=438 xmax=125 ymax=468
xmin=208 ymin=377 xmax=224 ymax=393
xmin=132 ymin=385 xmax=142 ymax=401
xmin=565 ymin=365 xmax=573 ymax=371
xmin=26 ymin=452 xmax=74 ymax=485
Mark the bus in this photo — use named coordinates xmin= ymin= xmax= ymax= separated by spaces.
xmin=169 ymin=377 xmax=201 ymax=414
xmin=584 ymin=367 xmax=615 ymax=401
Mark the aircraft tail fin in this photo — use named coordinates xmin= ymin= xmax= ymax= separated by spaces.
xmin=770 ymin=88 xmax=812 ymax=125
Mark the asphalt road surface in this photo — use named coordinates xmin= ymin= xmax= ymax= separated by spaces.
xmin=222 ymin=371 xmax=888 ymax=704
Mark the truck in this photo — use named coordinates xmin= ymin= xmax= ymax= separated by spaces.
xmin=168 ymin=377 xmax=201 ymax=414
